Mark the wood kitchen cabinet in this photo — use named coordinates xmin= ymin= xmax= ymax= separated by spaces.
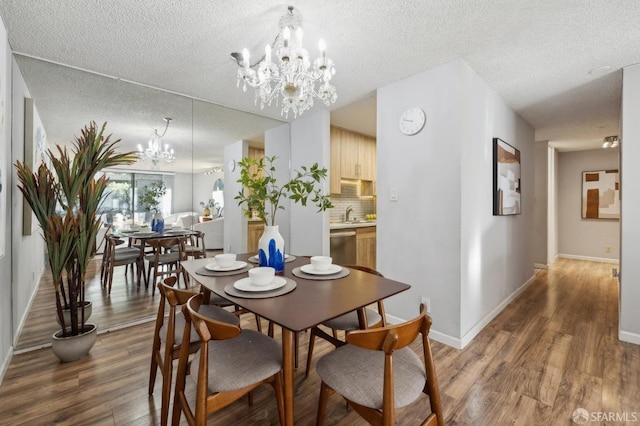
xmin=247 ymin=221 xmax=264 ymax=253
xmin=356 ymin=226 xmax=376 ymax=269
xmin=330 ymin=126 xmax=376 ymax=192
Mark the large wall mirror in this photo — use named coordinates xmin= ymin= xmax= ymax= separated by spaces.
xmin=14 ymin=56 xmax=282 ymax=349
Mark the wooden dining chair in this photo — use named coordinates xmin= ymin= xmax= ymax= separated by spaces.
xmin=315 ymin=303 xmax=444 ymax=426
xmin=305 ymin=265 xmax=387 ymax=376
xmin=184 ymin=230 xmax=207 ymax=259
xmin=102 ymin=235 xmax=144 ymax=294
xmin=171 ymin=293 xmax=285 ymax=425
xmin=145 ymin=236 xmax=190 ymax=293
xmin=149 ymin=277 xmax=240 ymax=426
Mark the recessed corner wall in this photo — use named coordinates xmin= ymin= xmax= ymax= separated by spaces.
xmin=620 ymin=64 xmax=640 ymax=344
xmin=377 ymin=58 xmax=534 ymax=347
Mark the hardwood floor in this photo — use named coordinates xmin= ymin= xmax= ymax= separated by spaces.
xmin=15 ymin=250 xmax=221 ymax=351
xmin=2 ymin=258 xmax=638 ymax=425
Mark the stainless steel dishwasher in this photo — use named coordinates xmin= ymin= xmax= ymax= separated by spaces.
xmin=329 ymin=229 xmax=356 ymax=265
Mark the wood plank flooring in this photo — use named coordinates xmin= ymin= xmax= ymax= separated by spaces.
xmin=2 ymin=258 xmax=638 ymax=425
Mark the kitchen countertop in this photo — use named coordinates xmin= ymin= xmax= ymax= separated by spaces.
xmin=330 ymin=221 xmax=377 ymax=230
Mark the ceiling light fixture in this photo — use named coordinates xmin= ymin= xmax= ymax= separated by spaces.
xmin=204 ymin=167 xmax=224 ymax=175
xmin=602 ymin=135 xmax=619 ymax=148
xmin=137 ymin=118 xmax=175 ymax=166
xmin=231 ymin=5 xmax=337 ymax=119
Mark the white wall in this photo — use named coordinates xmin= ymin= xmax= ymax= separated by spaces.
xmin=223 ymin=140 xmax=247 ymax=253
xmin=620 ymin=64 xmax=640 ymax=344
xmin=557 ymin=149 xmax=620 ymax=261
xmin=458 ymin=62 xmax=534 ymax=344
xmin=171 ymin=172 xmax=194 ymax=214
xmin=533 ymin=142 xmax=548 ymax=266
xmin=0 ymin=16 xmax=12 ymax=380
xmin=10 ymin=59 xmax=46 ymax=348
xmin=191 ymin=170 xmax=223 ymax=214
xmin=289 ymin=110 xmax=331 ymax=256
xmin=377 ymin=59 xmax=535 ymax=347
xmin=265 ymin=123 xmax=292 ymax=247
xmin=547 ymin=146 xmax=559 ymax=263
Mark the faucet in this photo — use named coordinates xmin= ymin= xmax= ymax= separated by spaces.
xmin=345 ymin=206 xmax=354 ymax=222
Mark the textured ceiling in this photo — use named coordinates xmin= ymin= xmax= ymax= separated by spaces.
xmin=1 ymin=0 xmax=639 ymax=171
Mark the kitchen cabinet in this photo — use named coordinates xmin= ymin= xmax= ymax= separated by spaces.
xmin=330 ymin=127 xmax=342 ymax=194
xmin=356 ymin=226 xmax=376 ymax=270
xmin=247 ymin=221 xmax=264 ymax=253
xmin=330 ymin=127 xmax=376 ymax=193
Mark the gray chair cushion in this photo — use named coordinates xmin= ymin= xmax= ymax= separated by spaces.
xmin=316 ymin=344 xmax=426 ymax=409
xmin=322 ymin=308 xmax=382 ymax=331
xmin=191 ymin=329 xmax=282 ymax=392
xmin=145 ymin=252 xmax=180 ymax=264
xmin=160 ymin=304 xmax=240 ymax=345
xmin=113 ymin=249 xmax=140 ymax=261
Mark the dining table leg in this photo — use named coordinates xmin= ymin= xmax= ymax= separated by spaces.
xmin=282 ymin=328 xmax=295 ymax=426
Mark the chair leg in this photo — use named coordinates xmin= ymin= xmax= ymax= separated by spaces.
xmin=255 ymin=315 xmax=262 ymax=333
xmin=273 ymin=371 xmax=285 ymax=426
xmin=305 ymin=327 xmax=317 ymax=377
xmin=160 ymin=356 xmax=173 ymax=426
xmin=316 ymin=381 xmax=333 ymax=426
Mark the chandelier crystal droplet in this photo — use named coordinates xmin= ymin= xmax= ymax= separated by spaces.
xmin=234 ymin=6 xmax=337 ymax=119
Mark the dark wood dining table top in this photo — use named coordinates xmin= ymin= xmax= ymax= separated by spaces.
xmin=181 ymin=253 xmax=411 ymax=332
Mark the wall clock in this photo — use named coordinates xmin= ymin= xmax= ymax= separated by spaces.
xmin=399 ymin=107 xmax=426 ymax=135
xmin=228 ymin=159 xmax=236 ymax=172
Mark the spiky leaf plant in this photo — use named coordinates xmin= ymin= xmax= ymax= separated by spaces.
xmin=16 ymin=122 xmax=137 ymax=336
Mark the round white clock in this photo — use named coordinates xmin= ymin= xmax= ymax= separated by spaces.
xmin=228 ymin=159 xmax=236 ymax=172
xmin=399 ymin=107 xmax=426 ymax=135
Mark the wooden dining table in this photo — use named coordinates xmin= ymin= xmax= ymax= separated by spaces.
xmin=181 ymin=254 xmax=411 ymax=426
xmin=113 ymin=228 xmax=196 ymax=286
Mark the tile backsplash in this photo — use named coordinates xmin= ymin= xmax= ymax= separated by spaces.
xmin=330 ymin=182 xmax=375 ymax=222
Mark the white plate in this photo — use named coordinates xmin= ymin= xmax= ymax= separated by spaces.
xmin=205 ymin=260 xmax=248 ymax=272
xmin=234 ymin=276 xmax=287 ymax=292
xmin=300 ymin=264 xmax=342 ymax=275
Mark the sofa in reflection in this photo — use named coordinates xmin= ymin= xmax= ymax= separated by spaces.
xmin=193 ymin=218 xmax=224 ymax=250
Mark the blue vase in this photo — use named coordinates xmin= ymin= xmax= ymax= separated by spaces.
xmin=151 ymin=212 xmax=164 ymax=232
xmin=258 ymin=225 xmax=285 ymax=272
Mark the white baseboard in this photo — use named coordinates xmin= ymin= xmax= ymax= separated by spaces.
xmin=557 ymin=253 xmax=619 ymax=264
xmin=534 ymin=263 xmax=548 ymax=269
xmin=0 ymin=347 xmax=13 ymax=386
xmin=13 ymin=274 xmax=41 ymax=347
xmin=619 ymin=330 xmax=640 ymax=345
xmin=458 ymin=273 xmax=537 ymax=349
xmin=385 ymin=274 xmax=537 ymax=350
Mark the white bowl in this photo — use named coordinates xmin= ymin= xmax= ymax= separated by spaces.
xmin=310 ymin=256 xmax=332 ymax=271
xmin=249 ymin=267 xmax=276 ymax=286
xmin=215 ymin=253 xmax=237 ymax=268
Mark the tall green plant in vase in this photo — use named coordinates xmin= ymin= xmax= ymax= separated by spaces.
xmin=16 ymin=122 xmax=137 ymax=361
xmin=235 ymin=155 xmax=332 ymax=271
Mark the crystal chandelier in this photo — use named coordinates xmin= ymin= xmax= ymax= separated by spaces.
xmin=137 ymin=118 xmax=176 ymax=166
xmin=232 ymin=6 xmax=337 ymax=119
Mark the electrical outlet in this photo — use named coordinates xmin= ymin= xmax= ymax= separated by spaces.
xmin=605 ymin=245 xmax=612 ymax=253
xmin=421 ymin=297 xmax=431 ymax=314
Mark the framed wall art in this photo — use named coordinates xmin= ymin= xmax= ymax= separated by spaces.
xmin=493 ymin=137 xmax=521 ymax=216
xmin=581 ymin=169 xmax=619 ymax=220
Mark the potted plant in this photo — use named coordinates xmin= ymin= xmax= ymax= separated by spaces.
xmin=138 ymin=180 xmax=167 ymax=229
xmin=15 ymin=122 xmax=137 ymax=362
xmin=235 ymin=155 xmax=332 ymax=271
xmin=200 ymin=199 xmax=216 ymax=217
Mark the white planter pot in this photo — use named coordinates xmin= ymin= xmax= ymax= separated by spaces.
xmin=51 ymin=323 xmax=98 ymax=363
xmin=56 ymin=301 xmax=92 ymax=327
xmin=258 ymin=225 xmax=285 ymax=272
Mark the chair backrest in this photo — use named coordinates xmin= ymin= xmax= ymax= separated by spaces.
xmin=184 ymin=293 xmax=242 ymax=343
xmin=189 ymin=231 xmax=206 ymax=251
xmin=345 ymin=304 xmax=444 ymax=426
xmin=147 ymin=236 xmax=188 ymax=260
xmin=344 ymin=265 xmax=386 ymax=325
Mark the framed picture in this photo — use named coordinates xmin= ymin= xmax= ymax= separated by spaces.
xmin=493 ymin=138 xmax=521 ymax=215
xmin=581 ymin=170 xmax=619 ymax=220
